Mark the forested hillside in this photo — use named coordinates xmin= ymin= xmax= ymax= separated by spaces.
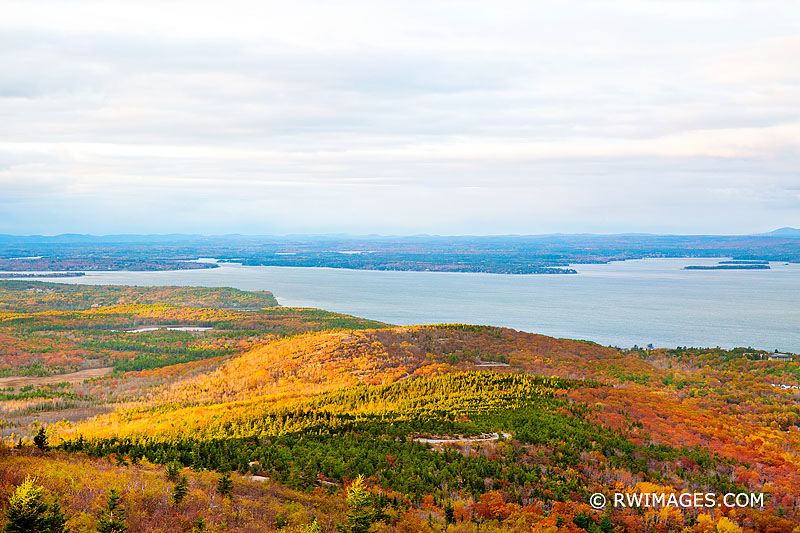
xmin=0 ymin=281 xmax=279 ymax=312
xmin=0 ymin=283 xmax=798 ymax=531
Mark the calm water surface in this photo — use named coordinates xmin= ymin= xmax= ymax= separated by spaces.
xmin=24 ymin=258 xmax=800 ymax=352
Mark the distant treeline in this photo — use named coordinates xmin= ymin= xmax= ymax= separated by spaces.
xmin=1 ymin=232 xmax=799 ymax=274
xmin=0 ymin=272 xmax=86 ymax=278
xmin=684 ymin=264 xmax=770 ymax=270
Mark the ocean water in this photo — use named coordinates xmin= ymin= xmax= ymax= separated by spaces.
xmin=22 ymin=257 xmax=800 ymax=352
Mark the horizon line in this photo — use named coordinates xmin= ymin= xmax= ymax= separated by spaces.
xmin=1 ymin=227 xmax=798 ymax=240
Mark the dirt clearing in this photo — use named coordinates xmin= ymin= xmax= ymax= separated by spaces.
xmin=0 ymin=367 xmax=113 ymax=388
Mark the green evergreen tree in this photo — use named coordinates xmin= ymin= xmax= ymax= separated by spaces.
xmin=470 ymin=509 xmax=483 ymax=533
xmin=42 ymin=500 xmax=67 ymax=533
xmin=4 ymin=476 xmax=68 ymax=533
xmin=573 ymin=512 xmax=593 ymax=529
xmin=165 ymin=461 xmax=181 ymax=482
xmin=336 ymin=475 xmax=373 ymax=533
xmin=216 ymin=471 xmax=233 ymax=499
xmin=3 ymin=476 xmax=46 ymax=532
xmin=33 ymin=428 xmax=49 ymax=452
xmin=97 ymin=489 xmax=127 ymax=533
xmin=171 ymin=476 xmax=189 ymax=506
xmin=192 ymin=516 xmax=206 ymax=532
xmin=443 ymin=499 xmax=455 ymax=527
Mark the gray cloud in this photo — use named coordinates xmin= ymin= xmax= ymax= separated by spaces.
xmin=0 ymin=0 xmax=798 ymax=235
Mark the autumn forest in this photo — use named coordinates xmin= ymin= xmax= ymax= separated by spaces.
xmin=0 ymin=280 xmax=798 ymax=532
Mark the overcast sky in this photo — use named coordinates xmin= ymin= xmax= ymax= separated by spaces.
xmin=1 ymin=1 xmax=798 ymax=235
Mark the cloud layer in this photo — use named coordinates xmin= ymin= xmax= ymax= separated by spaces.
xmin=1 ymin=0 xmax=798 ymax=234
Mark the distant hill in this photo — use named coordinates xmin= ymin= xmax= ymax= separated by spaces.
xmin=761 ymin=227 xmax=800 ymax=237
xmin=0 ymin=280 xmax=279 ymax=311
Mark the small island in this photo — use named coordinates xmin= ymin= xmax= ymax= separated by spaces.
xmin=685 ymin=263 xmax=770 ymax=270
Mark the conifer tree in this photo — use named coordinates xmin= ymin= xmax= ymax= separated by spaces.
xmin=97 ymin=489 xmax=127 ymax=533
xmin=192 ymin=516 xmax=206 ymax=532
xmin=216 ymin=471 xmax=233 ymax=499
xmin=4 ymin=476 xmax=68 ymax=533
xmin=171 ymin=476 xmax=189 ymax=506
xmin=443 ymin=500 xmax=454 ymax=528
xmin=336 ymin=475 xmax=373 ymax=533
xmin=165 ymin=461 xmax=181 ymax=482
xmin=33 ymin=428 xmax=49 ymax=452
xmin=44 ymin=500 xmax=67 ymax=533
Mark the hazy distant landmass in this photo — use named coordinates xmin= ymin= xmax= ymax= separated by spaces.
xmin=684 ymin=264 xmax=770 ymax=270
xmin=0 ymin=256 xmax=217 ymax=272
xmin=0 ymin=272 xmax=87 ymax=278
xmin=718 ymin=260 xmax=770 ymax=265
xmin=1 ymin=229 xmax=799 ymax=274
xmin=760 ymin=227 xmax=800 ymax=237
xmin=684 ymin=258 xmax=774 ymax=270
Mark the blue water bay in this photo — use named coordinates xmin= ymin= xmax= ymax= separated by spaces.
xmin=27 ymin=257 xmax=800 ymax=352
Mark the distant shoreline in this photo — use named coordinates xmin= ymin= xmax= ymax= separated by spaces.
xmin=684 ymin=264 xmax=770 ymax=270
xmin=0 ymin=272 xmax=86 ymax=278
xmin=2 ymin=231 xmax=798 ymax=275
